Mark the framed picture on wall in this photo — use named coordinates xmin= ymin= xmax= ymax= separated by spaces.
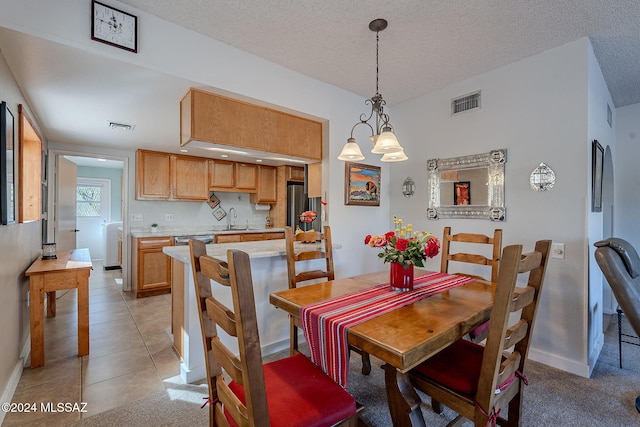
xmin=453 ymin=181 xmax=471 ymax=205
xmin=344 ymin=162 xmax=381 ymax=206
xmin=1 ymin=101 xmax=16 ymax=225
xmin=592 ymin=139 xmax=604 ymax=212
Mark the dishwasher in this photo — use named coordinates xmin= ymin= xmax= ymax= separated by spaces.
xmin=173 ymin=234 xmax=215 ymax=246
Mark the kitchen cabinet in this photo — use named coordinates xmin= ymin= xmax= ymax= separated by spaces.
xmin=307 ymin=162 xmax=322 ymax=198
xmin=208 ymin=159 xmax=235 ymax=189
xmin=173 ymin=155 xmax=209 ymax=201
xmin=286 ymin=166 xmax=305 ymax=182
xmin=180 ymin=88 xmax=322 ymax=160
xmin=250 ymin=165 xmax=277 ymax=203
xmin=131 ymin=236 xmax=173 ymax=298
xmin=136 ymin=150 xmax=171 ymax=200
xmin=214 ymin=231 xmax=284 ymax=244
xmin=136 ymin=150 xmax=208 ymax=201
xmin=235 ymin=163 xmax=257 ymax=191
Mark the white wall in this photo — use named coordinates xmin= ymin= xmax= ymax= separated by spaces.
xmin=390 ymin=38 xmax=595 ymax=375
xmin=614 ymin=103 xmax=640 ymax=251
xmin=0 ymin=52 xmax=45 ymax=423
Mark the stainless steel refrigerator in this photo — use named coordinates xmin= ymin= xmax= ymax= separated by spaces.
xmin=287 ymin=182 xmax=321 ymax=232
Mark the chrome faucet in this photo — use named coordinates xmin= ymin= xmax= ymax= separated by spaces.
xmin=228 ymin=207 xmax=237 ymax=230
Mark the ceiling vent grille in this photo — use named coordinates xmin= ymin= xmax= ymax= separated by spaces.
xmin=451 ymin=91 xmax=481 ymax=115
xmin=106 ymin=120 xmax=135 ymax=131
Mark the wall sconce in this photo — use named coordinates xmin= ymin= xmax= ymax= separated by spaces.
xmin=42 ymin=242 xmax=57 ymax=260
xmin=402 ymin=177 xmax=415 ymax=197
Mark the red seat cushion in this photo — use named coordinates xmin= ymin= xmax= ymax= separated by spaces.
xmin=411 ymin=339 xmax=484 ymax=396
xmin=226 ymin=353 xmax=356 ymax=427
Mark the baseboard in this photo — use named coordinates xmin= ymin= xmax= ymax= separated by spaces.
xmin=20 ymin=333 xmax=30 ymax=366
xmin=528 ymin=345 xmax=591 ymax=378
xmin=0 ymin=360 xmax=25 ymax=425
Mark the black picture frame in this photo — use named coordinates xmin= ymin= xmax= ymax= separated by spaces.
xmin=1 ymin=101 xmax=16 ymax=225
xmin=91 ymin=0 xmax=138 ymax=53
xmin=592 ymin=140 xmax=604 ymax=212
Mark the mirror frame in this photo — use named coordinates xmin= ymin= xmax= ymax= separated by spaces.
xmin=427 ymin=149 xmax=507 ymax=221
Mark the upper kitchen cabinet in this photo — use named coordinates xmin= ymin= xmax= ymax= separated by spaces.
xmin=136 ymin=150 xmax=171 ymax=200
xmin=136 ymin=150 xmax=208 ymax=201
xmin=208 ymin=159 xmax=235 ymax=189
xmin=180 ymin=88 xmax=322 ymax=160
xmin=173 ymin=155 xmax=209 ymax=201
xmin=250 ymin=165 xmax=277 ymax=204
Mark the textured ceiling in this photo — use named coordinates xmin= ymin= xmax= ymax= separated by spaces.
xmin=120 ymin=0 xmax=640 ymax=107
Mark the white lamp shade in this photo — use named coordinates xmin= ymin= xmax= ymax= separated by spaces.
xmin=380 ymin=149 xmax=408 ymax=162
xmin=337 ymin=138 xmax=365 ymax=161
xmin=371 ymin=130 xmax=403 ymax=154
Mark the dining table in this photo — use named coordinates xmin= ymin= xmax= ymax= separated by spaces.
xmin=269 ymin=269 xmax=497 ymax=427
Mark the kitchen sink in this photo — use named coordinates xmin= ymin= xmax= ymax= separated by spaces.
xmin=229 ymin=224 xmax=248 ymax=230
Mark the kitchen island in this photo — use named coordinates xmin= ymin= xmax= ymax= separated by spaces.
xmin=164 ymin=239 xmax=341 ymax=383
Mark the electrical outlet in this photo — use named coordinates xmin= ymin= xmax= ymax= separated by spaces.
xmin=551 ymin=243 xmax=565 ymax=259
xmin=166 ymin=213 xmax=174 ymax=221
xmin=131 ymin=214 xmax=143 ymax=222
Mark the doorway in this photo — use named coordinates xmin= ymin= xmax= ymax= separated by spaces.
xmin=49 ymin=149 xmax=129 ymax=286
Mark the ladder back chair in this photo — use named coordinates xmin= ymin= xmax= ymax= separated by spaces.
xmin=189 ymin=239 xmax=358 ymax=427
xmin=285 ymin=226 xmax=372 ymax=375
xmin=409 ymin=240 xmax=551 ymax=427
xmin=441 ymin=226 xmax=503 ymax=342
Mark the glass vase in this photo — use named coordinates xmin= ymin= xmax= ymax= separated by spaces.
xmin=390 ymin=261 xmax=414 ymax=291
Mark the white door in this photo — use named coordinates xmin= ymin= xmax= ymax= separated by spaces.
xmin=55 ymin=156 xmax=77 ymax=251
xmin=76 ymin=178 xmax=111 ymax=261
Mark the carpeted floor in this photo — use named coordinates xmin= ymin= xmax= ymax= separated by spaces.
xmin=68 ymin=314 xmax=640 ymax=426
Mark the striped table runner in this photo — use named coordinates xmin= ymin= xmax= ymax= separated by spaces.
xmin=301 ymin=271 xmax=474 ymax=387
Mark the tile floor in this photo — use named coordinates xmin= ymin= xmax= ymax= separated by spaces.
xmin=2 ymin=262 xmax=182 ymax=426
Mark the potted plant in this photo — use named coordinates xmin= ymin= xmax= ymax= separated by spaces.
xmin=151 ymin=223 xmax=158 ymax=232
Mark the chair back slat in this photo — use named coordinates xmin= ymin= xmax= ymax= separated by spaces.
xmin=295 ymin=249 xmax=328 ymax=262
xmin=503 ymin=319 xmax=529 ymax=349
xmin=296 ymin=269 xmax=330 ymax=283
xmin=206 ymin=297 xmax=237 ymax=337
xmin=496 ymin=352 xmax=521 ymax=385
xmin=518 ymin=251 xmax=543 ymax=273
xmin=440 ymin=226 xmax=503 ymax=283
xmin=210 ymin=337 xmax=244 ymax=384
xmin=510 ymin=286 xmax=535 ymax=311
xmin=216 ymin=379 xmax=250 ymax=426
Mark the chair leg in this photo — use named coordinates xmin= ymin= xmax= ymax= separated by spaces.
xmin=290 ymin=319 xmax=299 ymax=356
xmin=618 ymin=307 xmax=623 ymax=369
xmin=431 ymin=398 xmax=443 ymax=414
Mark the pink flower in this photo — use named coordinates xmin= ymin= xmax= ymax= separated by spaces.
xmin=395 ymin=238 xmax=409 ymax=252
xmin=425 ymin=237 xmax=440 ymax=258
xmin=368 ymin=234 xmax=388 ymax=248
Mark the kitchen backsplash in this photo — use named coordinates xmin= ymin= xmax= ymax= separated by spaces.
xmin=129 ymin=192 xmax=270 ymax=229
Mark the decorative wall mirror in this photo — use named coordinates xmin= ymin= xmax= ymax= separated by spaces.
xmin=427 ymin=149 xmax=507 ymax=221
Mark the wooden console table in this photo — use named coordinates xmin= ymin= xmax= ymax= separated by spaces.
xmin=25 ymin=248 xmax=93 ymax=368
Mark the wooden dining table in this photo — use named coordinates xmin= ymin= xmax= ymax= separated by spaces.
xmin=269 ymin=269 xmax=497 ymax=427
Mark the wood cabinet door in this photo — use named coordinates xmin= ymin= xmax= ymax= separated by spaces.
xmin=235 ymin=163 xmax=257 ymax=191
xmin=215 ymin=234 xmax=242 ymax=243
xmin=136 ymin=237 xmax=173 ymax=296
xmin=286 ymin=166 xmax=305 ymax=182
xmin=250 ymin=165 xmax=277 ymax=203
xmin=209 ymin=159 xmax=235 ymax=189
xmin=173 ymin=156 xmax=208 ymax=200
xmin=136 ymin=150 xmax=171 ymax=199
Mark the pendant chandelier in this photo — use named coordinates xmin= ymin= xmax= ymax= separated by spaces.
xmin=338 ymin=18 xmax=407 ymax=162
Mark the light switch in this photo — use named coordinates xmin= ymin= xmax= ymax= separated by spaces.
xmin=551 ymin=243 xmax=565 ymax=259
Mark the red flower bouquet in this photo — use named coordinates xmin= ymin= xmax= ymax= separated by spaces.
xmin=364 ymin=216 xmax=440 ymax=269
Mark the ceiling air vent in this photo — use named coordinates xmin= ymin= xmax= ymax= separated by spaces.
xmin=106 ymin=120 xmax=135 ymax=131
xmin=451 ymin=91 xmax=481 ymax=115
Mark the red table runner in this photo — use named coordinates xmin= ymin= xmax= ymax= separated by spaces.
xmin=301 ymin=271 xmax=474 ymax=387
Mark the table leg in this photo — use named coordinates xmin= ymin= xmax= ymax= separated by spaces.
xmin=383 ymin=363 xmax=426 ymax=427
xmin=46 ymin=291 xmax=56 ymax=317
xmin=29 ymin=277 xmax=45 ymax=368
xmin=77 ymin=270 xmax=90 ymax=356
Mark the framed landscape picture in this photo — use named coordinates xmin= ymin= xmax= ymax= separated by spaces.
xmin=344 ymin=162 xmax=381 ymax=206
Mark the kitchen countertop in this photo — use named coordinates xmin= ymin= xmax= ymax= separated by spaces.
xmin=163 ymin=239 xmax=340 ymax=264
xmin=130 ymin=227 xmax=284 ymax=238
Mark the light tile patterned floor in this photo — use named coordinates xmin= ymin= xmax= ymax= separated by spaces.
xmin=2 ymin=262 xmax=181 ymax=426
